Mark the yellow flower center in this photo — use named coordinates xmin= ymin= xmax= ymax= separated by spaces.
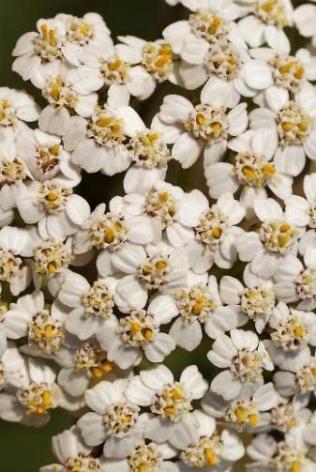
xmin=260 ymin=220 xmax=298 ymax=254
xmin=189 ymin=9 xmax=228 ymax=42
xmin=88 ymin=107 xmax=126 ymax=146
xmin=256 ymin=0 xmax=292 ymax=28
xmin=0 ymin=99 xmax=15 ymax=126
xmin=89 ymin=213 xmax=128 ymax=250
xmin=0 ymin=159 xmax=27 ymax=186
xmin=142 ymin=42 xmax=173 ymax=82
xmin=17 ymin=383 xmax=57 ymax=415
xmin=119 ymin=310 xmax=156 ymax=346
xmin=33 ymin=24 xmax=62 ymax=61
xmin=277 ymin=102 xmax=311 ymax=146
xmin=66 ymin=18 xmax=93 ymax=44
xmin=138 ymin=254 xmax=171 ymax=290
xmin=185 ymin=104 xmax=228 ymax=142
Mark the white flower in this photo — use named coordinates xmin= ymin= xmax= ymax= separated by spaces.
xmin=169 ymin=274 xmax=246 ymax=351
xmin=237 ymin=0 xmax=294 ymax=54
xmin=153 ymin=94 xmax=248 ymax=169
xmin=247 ymin=432 xmax=315 ymax=472
xmin=63 ymin=98 xmax=146 ymax=176
xmin=268 ymin=397 xmax=311 ymax=434
xmin=171 ymin=410 xmax=244 ymax=470
xmin=273 ymin=347 xmax=316 ymax=398
xmin=0 ymin=226 xmax=33 ymax=295
xmin=0 ymin=128 xmax=27 ymax=226
xmin=173 ymin=24 xmax=273 ymax=107
xmin=237 ymin=198 xmax=300 ymax=279
xmin=265 ymin=302 xmax=316 ymax=366
xmin=207 ymin=329 xmax=274 ymax=400
xmin=39 ymin=72 xmax=98 ymax=136
xmin=250 ymin=47 xmax=316 ymax=101
xmin=125 ymin=365 xmax=208 ymax=443
xmin=103 ymin=440 xmax=178 ymax=472
xmin=122 ymin=128 xmax=172 ymax=194
xmin=220 ymin=274 xmax=276 ymax=333
xmin=116 ymin=36 xmax=178 ymax=92
xmin=15 ymin=127 xmax=81 ymax=186
xmin=0 ymin=87 xmax=39 ymax=128
xmin=55 ymin=13 xmax=113 ymax=66
xmin=16 ymin=182 xmax=90 ymax=240
xmin=163 ymin=0 xmax=245 ymax=56
xmin=0 ymin=357 xmax=79 ymax=426
xmin=294 ymin=3 xmax=316 ymax=47
xmin=112 ymin=182 xmax=213 ymax=248
xmin=74 ymin=201 xmax=161 ymax=269
xmin=206 ymin=128 xmax=292 ymax=216
xmin=12 ymin=14 xmax=112 ymax=88
xmin=58 ymin=271 xmax=119 ymax=340
xmin=57 ymin=340 xmax=128 ymax=398
xmin=285 ymin=173 xmax=316 ymax=232
xmin=12 ymin=18 xmax=67 ymax=88
xmin=77 ymin=379 xmax=149 ymax=458
xmin=250 ymin=83 xmax=316 ymax=176
xmin=28 ymin=233 xmax=74 ymax=294
xmin=109 ymin=242 xmax=189 ymax=310
xmin=40 ymin=426 xmax=108 ymax=472
xmin=69 ymin=42 xmax=161 ymax=102
xmin=3 ymin=291 xmax=66 ymax=355
xmin=185 ymin=192 xmax=245 ymax=273
xmin=202 ymin=382 xmax=281 ymax=431
xmin=0 ymin=341 xmax=27 ymax=392
xmin=274 ymin=248 xmax=316 ymax=311
xmin=96 ymin=296 xmax=176 ymax=368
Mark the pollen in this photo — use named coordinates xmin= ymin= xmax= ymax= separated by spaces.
xmin=235 ymin=152 xmax=277 ymax=188
xmin=88 ymin=107 xmax=126 ymax=146
xmin=151 ymin=382 xmax=192 ymax=422
xmin=119 ymin=310 xmax=157 ymax=347
xmin=0 ymin=99 xmax=16 ymax=126
xmin=89 ymin=213 xmax=128 ymax=250
xmin=189 ymin=9 xmax=228 ymax=42
xmin=82 ymin=281 xmax=114 ymax=319
xmin=128 ymin=443 xmax=161 ymax=472
xmin=33 ymin=24 xmax=62 ymax=61
xmin=277 ymin=102 xmax=311 ymax=146
xmin=145 ymin=189 xmax=177 ymax=228
xmin=39 ymin=182 xmax=72 ymax=214
xmin=34 ymin=240 xmax=73 ymax=276
xmin=195 ymin=207 xmax=228 ymax=248
xmin=142 ymin=42 xmax=173 ymax=82
xmin=103 ymin=401 xmax=139 ymax=438
xmin=66 ymin=17 xmax=93 ymax=45
xmin=128 ymin=130 xmax=171 ymax=169
xmin=176 ymin=285 xmax=218 ymax=324
xmin=256 ymin=0 xmax=292 ymax=28
xmin=0 ymin=159 xmax=27 ymax=186
xmin=206 ymin=41 xmax=240 ymax=81
xmin=99 ymin=55 xmax=130 ymax=86
xmin=260 ymin=220 xmax=298 ymax=254
xmin=0 ymin=250 xmax=22 ymax=283
xmin=28 ymin=309 xmax=65 ymax=353
xmin=138 ymin=253 xmax=171 ymax=290
xmin=185 ymin=104 xmax=228 ymax=143
xmin=17 ymin=383 xmax=57 ymax=416
xmin=42 ymin=75 xmax=78 ymax=110
xmin=270 ymin=54 xmax=305 ymax=92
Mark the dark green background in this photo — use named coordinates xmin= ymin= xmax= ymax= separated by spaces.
xmin=0 ymin=0 xmax=305 ymax=470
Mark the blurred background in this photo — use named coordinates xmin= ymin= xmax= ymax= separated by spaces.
xmin=0 ymin=0 xmax=304 ymax=470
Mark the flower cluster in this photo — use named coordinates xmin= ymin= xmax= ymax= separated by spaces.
xmin=1 ymin=1 xmax=316 ymax=471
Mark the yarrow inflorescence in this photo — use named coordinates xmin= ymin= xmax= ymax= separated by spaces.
xmin=1 ymin=1 xmax=316 ymax=471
